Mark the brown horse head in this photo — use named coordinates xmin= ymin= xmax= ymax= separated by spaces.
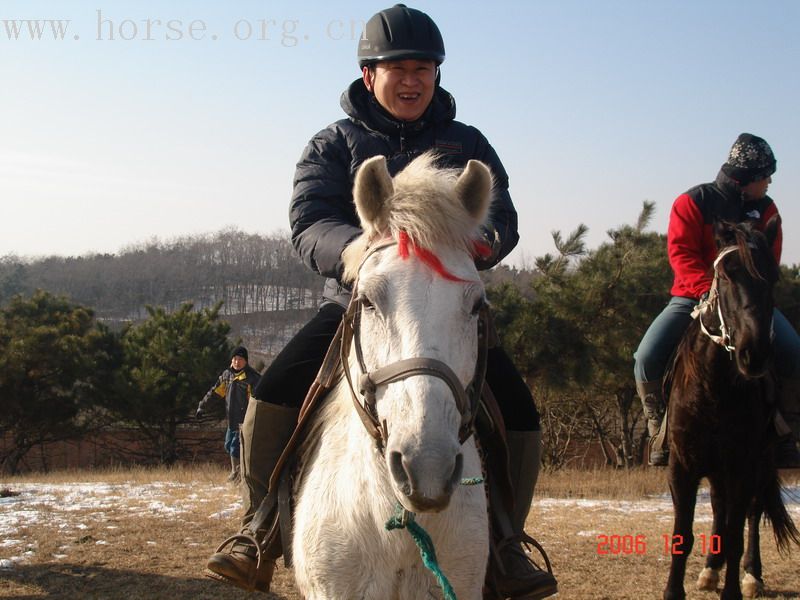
xmin=709 ymin=217 xmax=780 ymax=378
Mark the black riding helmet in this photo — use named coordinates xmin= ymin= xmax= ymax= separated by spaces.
xmin=357 ymin=4 xmax=445 ymax=68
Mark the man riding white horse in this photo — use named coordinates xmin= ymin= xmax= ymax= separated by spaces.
xmin=204 ymin=5 xmax=557 ymax=599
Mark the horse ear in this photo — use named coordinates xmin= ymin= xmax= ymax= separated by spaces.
xmin=353 ymin=155 xmax=393 ymax=232
xmin=763 ymin=214 xmax=781 ymax=248
xmin=455 ymin=160 xmax=492 ymax=224
xmin=713 ymin=220 xmax=735 ymax=249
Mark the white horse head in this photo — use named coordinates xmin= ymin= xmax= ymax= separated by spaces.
xmin=341 ymin=151 xmax=492 ymax=512
xmin=293 ymin=151 xmax=492 ymax=600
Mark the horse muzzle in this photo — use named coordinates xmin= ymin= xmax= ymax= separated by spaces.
xmin=388 ymin=449 xmax=464 ymax=513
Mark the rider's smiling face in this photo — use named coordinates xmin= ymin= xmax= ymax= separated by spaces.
xmin=362 ymin=59 xmax=437 ymax=123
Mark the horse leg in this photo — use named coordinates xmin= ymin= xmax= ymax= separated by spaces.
xmin=697 ymin=479 xmax=725 ymax=592
xmin=741 ymin=505 xmax=764 ymax=599
xmin=664 ymin=462 xmax=699 ymax=600
xmin=720 ymin=494 xmax=749 ymax=600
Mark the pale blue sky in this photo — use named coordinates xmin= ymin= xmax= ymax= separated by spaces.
xmin=2 ymin=1 xmax=799 ymax=267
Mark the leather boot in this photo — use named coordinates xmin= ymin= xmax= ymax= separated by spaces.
xmin=636 ymin=380 xmax=668 ymax=466
xmin=489 ymin=429 xmax=557 ymax=600
xmin=205 ymin=533 xmax=275 ymax=593
xmin=776 ymin=379 xmax=800 ymax=469
xmin=205 ymin=399 xmax=299 ymax=592
xmin=227 ymin=454 xmax=241 ymax=483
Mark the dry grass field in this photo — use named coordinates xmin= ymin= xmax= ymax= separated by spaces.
xmin=1 ymin=465 xmax=798 ymax=600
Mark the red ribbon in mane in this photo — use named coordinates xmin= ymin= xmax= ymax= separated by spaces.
xmin=397 ymin=231 xmax=489 ymax=283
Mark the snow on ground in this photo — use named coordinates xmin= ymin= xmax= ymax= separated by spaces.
xmin=0 ymin=481 xmax=797 ymax=572
xmin=0 ymin=481 xmax=241 ymax=571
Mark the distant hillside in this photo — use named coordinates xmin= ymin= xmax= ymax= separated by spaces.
xmin=0 ymin=228 xmax=324 ymax=359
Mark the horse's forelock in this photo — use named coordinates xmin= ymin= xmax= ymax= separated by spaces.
xmin=717 ymin=224 xmax=773 ymax=283
xmin=387 ymin=152 xmax=485 ymax=254
xmin=341 ymin=152 xmax=487 ymax=284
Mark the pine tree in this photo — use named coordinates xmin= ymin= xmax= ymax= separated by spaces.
xmin=0 ymin=291 xmax=120 ymax=474
xmin=116 ymin=302 xmax=232 ymax=464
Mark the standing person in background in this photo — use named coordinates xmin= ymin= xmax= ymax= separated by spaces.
xmin=197 ymin=346 xmax=261 ymax=483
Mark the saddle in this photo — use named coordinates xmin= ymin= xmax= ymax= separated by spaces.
xmin=246 ymin=315 xmax=516 ymax=569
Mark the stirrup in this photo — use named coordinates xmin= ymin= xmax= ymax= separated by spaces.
xmin=495 ymin=531 xmax=554 ymax=576
xmin=486 ymin=531 xmax=557 ymax=600
xmin=212 ymin=531 xmax=267 ymax=592
xmin=647 ymin=436 xmax=669 ymax=467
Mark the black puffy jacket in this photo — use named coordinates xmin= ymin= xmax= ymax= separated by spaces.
xmin=290 ymin=79 xmax=520 ymax=307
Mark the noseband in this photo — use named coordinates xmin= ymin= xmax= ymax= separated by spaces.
xmin=340 ymin=239 xmax=489 ymax=450
xmin=692 ymin=243 xmax=773 ymax=353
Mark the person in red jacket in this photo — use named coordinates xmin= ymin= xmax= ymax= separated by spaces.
xmin=634 ymin=133 xmax=800 ymax=466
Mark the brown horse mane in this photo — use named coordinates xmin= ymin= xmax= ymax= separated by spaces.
xmin=715 ymin=221 xmax=770 ymax=283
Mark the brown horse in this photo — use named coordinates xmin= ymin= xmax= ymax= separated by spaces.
xmin=663 ymin=218 xmax=799 ymax=600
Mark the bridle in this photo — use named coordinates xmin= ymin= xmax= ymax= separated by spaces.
xmin=340 ymin=238 xmax=489 ymax=451
xmin=693 ymin=243 xmax=773 ymax=354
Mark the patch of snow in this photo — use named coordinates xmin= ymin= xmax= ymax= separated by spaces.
xmin=0 ymin=480 xmax=239 ymax=569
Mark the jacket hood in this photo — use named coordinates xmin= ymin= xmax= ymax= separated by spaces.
xmin=715 ymin=168 xmax=745 ymax=204
xmin=339 ymin=78 xmax=456 ymax=137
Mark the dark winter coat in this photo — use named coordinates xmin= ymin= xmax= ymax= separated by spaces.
xmin=668 ymin=169 xmax=782 ymax=300
xmin=290 ymin=78 xmax=520 ymax=307
xmin=198 ymin=365 xmax=260 ymax=429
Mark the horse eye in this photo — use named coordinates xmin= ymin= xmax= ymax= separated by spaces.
xmin=359 ymin=295 xmax=375 ymax=311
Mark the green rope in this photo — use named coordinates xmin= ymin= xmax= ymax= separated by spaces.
xmin=386 ymin=505 xmax=457 ymax=600
xmin=384 ymin=476 xmax=484 ymax=600
xmin=459 ymin=476 xmax=484 ymax=486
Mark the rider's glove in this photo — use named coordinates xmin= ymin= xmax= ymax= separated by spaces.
xmin=474 ymin=224 xmax=501 ymax=270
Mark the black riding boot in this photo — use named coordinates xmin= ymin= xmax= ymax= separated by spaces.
xmin=487 ymin=430 xmax=557 ymax=600
xmin=205 ymin=400 xmax=298 ymax=593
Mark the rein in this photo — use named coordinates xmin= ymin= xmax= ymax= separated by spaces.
xmin=340 ymin=238 xmax=489 ymax=450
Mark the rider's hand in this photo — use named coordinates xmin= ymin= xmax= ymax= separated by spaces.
xmin=474 ymin=224 xmax=501 ymax=270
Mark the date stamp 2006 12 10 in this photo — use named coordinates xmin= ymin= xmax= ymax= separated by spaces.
xmin=596 ymin=534 xmax=722 ymax=556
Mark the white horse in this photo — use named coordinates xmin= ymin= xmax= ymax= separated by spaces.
xmin=291 ymin=152 xmax=493 ymax=600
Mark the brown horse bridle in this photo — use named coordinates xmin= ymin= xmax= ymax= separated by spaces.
xmin=339 ymin=238 xmax=490 ymax=450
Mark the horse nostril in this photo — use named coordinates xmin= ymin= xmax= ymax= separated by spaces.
xmin=389 ymin=451 xmax=412 ymax=496
xmin=740 ymin=348 xmax=751 ymax=367
xmin=445 ymin=453 xmax=464 ymax=495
